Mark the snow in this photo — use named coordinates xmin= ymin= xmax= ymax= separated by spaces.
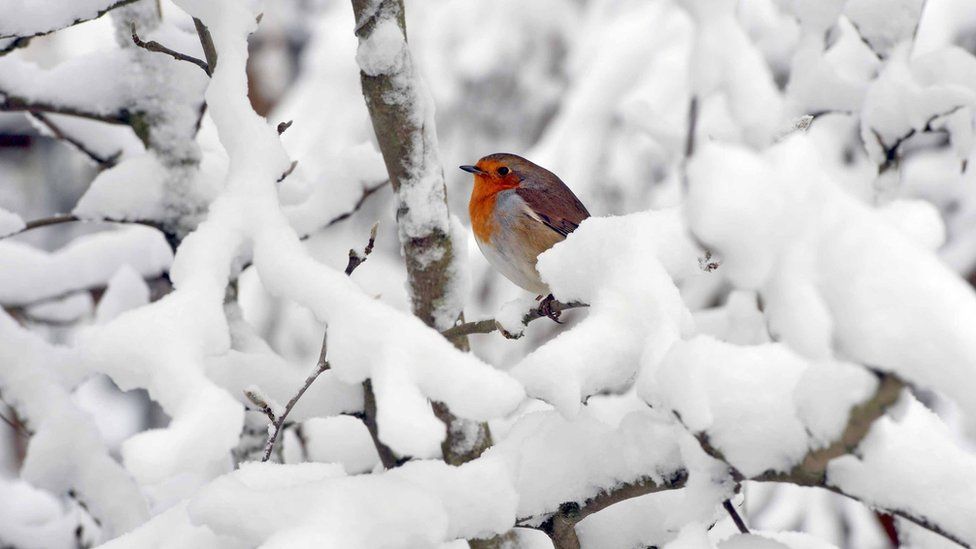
xmin=94 ymin=265 xmax=151 ymax=324
xmin=0 ymin=0 xmax=126 ymax=38
xmin=687 ymin=136 xmax=976 ymax=426
xmin=828 ymin=394 xmax=976 ymax=546
xmin=844 ymin=0 xmax=926 ymax=58
xmin=74 ymin=154 xmax=168 ymax=221
xmin=0 ymin=226 xmax=172 ymax=306
xmin=355 ymin=15 xmax=407 ymax=77
xmin=5 ymin=0 xmax=976 ymax=547
xmin=511 ymin=208 xmax=699 ymax=416
xmin=486 ymin=409 xmax=683 ymax=519
xmin=643 ymin=335 xmax=876 ymax=477
xmin=0 ymin=310 xmax=148 ymax=537
xmin=0 ymin=205 xmax=25 ymax=236
xmin=0 ymin=51 xmax=134 ymax=118
xmin=302 ymin=416 xmax=379 ymax=474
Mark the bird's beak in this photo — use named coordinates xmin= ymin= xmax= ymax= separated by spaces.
xmin=459 ymin=165 xmax=486 ymax=175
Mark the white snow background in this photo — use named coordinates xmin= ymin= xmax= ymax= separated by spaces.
xmin=2 ymin=0 xmax=976 ymax=548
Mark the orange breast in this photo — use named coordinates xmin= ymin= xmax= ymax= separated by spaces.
xmin=469 ymin=190 xmax=498 ymax=243
xmin=469 ymin=176 xmax=518 ymax=243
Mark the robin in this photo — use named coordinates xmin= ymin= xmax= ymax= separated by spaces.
xmin=460 ymin=153 xmax=590 ymax=322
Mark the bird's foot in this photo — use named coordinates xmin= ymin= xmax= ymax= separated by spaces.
xmin=538 ymin=294 xmax=563 ymax=324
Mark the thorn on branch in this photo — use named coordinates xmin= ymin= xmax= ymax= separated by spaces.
xmin=131 ymin=25 xmax=212 ymax=76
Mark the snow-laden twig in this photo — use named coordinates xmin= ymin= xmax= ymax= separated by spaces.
xmin=534 ymin=472 xmax=689 ymax=549
xmin=0 ymin=0 xmax=141 ymax=42
xmin=0 ymin=213 xmax=164 ymax=240
xmin=440 ymin=300 xmax=588 ymax=340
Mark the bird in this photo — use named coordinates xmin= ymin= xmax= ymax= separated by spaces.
xmin=460 ymin=153 xmax=590 ymax=322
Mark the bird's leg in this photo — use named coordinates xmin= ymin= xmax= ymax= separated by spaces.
xmin=539 ymin=294 xmax=563 ymax=324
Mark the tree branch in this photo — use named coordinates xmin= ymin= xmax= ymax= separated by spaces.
xmin=28 ymin=112 xmax=121 ymax=167
xmin=534 ymin=471 xmax=690 ymax=549
xmin=131 ymin=27 xmax=211 ymax=76
xmin=440 ymin=300 xmax=588 ymax=340
xmin=0 ymin=0 xmax=141 ymax=42
xmin=249 ymin=227 xmax=381 ymax=463
xmin=531 ymin=371 xmax=966 ymax=549
xmin=0 ymin=213 xmax=164 ymax=240
xmin=255 ymin=331 xmax=331 ymax=462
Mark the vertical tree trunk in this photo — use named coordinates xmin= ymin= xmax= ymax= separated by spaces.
xmin=349 ymin=0 xmax=496 ymax=467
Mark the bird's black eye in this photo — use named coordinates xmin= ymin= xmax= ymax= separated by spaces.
xmin=497 ymin=166 xmax=510 ymax=176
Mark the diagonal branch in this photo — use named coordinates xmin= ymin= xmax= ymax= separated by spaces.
xmin=28 ymin=112 xmax=121 ymax=167
xmin=131 ymin=27 xmax=211 ymax=76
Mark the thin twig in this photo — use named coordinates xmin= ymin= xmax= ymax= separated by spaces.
xmin=723 ymin=499 xmax=749 ymax=534
xmin=29 ymin=112 xmax=121 ymax=166
xmin=131 ymin=26 xmax=211 ymax=76
xmin=0 ymin=409 xmax=29 ymax=438
xmin=0 ymin=93 xmax=134 ymax=127
xmin=345 ymin=222 xmax=379 ymax=275
xmin=439 ymin=300 xmax=588 ymax=340
xmin=261 ymin=331 xmax=330 ymax=462
xmin=258 ymin=226 xmax=380 ymax=462
xmin=322 ymin=180 xmax=389 ymax=228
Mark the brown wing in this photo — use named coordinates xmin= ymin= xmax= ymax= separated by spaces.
xmin=515 ymin=183 xmax=590 ymax=238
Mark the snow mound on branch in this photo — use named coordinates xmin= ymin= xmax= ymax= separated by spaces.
xmin=860 ymin=45 xmax=976 ymax=166
xmin=828 ymin=394 xmax=976 ymax=547
xmin=181 ymin=460 xmax=515 ymax=547
xmin=643 ymin=335 xmax=877 ymax=478
xmin=0 ymin=226 xmax=172 ymax=306
xmin=510 ymin=208 xmax=700 ymax=416
xmin=0 ymin=0 xmax=128 ymax=37
xmin=75 ymin=154 xmax=168 ymax=221
xmin=844 ymin=0 xmax=925 ymax=59
xmin=355 ymin=15 xmax=407 ymax=77
xmin=687 ymin=136 xmax=976 ymax=425
xmin=303 ymin=416 xmax=379 ymax=474
xmin=486 ymin=409 xmax=684 ymax=518
xmin=0 ymin=311 xmax=148 ymax=537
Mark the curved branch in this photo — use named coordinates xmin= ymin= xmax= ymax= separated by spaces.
xmin=440 ymin=300 xmax=588 ymax=340
xmin=131 ymin=27 xmax=211 ymax=76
